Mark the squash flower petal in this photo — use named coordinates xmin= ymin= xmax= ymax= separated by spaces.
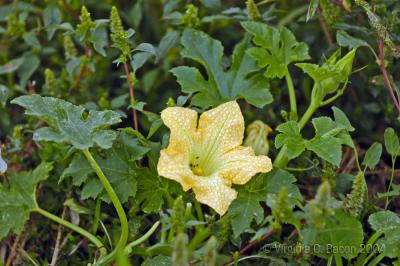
xmin=157 ymin=101 xmax=272 ymax=215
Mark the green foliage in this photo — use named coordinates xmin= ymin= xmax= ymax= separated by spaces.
xmin=242 ymin=21 xmax=310 ymax=79
xmin=0 ymin=162 xmax=53 ymax=238
xmin=61 ymin=129 xmax=150 ymax=203
xmin=362 ymin=142 xmax=382 ymax=170
xmin=384 ymin=128 xmax=400 ymax=157
xmin=12 ymin=95 xmax=121 ymax=149
xmin=1 ymin=1 xmax=400 ymax=265
xmin=311 ymin=210 xmax=364 ymax=260
xmin=296 ymin=49 xmax=356 ymax=95
xmin=368 ymin=211 xmax=400 ymax=259
xmin=171 ymin=29 xmax=273 ymax=109
xmin=275 ymin=109 xmax=354 ymax=166
xmin=229 ymin=169 xmax=301 ymax=237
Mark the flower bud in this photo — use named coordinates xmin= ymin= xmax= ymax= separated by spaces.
xmin=244 ymin=120 xmax=272 ymax=155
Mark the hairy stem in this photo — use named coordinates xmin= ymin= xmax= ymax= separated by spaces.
xmin=82 ymin=148 xmax=129 ymax=263
xmin=34 ymin=207 xmax=105 ymax=252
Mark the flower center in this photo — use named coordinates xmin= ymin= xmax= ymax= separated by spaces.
xmin=191 ymin=165 xmax=205 ymax=176
xmin=189 ymin=152 xmax=219 ymax=177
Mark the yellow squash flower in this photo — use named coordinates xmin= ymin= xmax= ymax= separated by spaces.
xmin=157 ymin=101 xmax=272 ymax=215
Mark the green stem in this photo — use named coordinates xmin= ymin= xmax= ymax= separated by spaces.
xmin=363 ymin=251 xmax=377 ymax=266
xmin=354 ymin=227 xmax=396 ymax=266
xmin=124 ymin=221 xmax=160 ymax=255
xmin=385 ymin=156 xmax=397 ymax=209
xmin=34 ymin=207 xmax=105 ymax=253
xmin=327 ymin=255 xmax=333 ymax=266
xmin=188 ymin=228 xmax=211 ymax=252
xmin=367 ymin=253 xmax=385 ymax=266
xmin=194 ymin=201 xmax=205 ymax=222
xmin=334 ymin=253 xmax=343 ymax=266
xmin=82 ymin=148 xmax=129 ymax=264
xmin=92 ymin=198 xmax=101 ymax=234
xmin=285 ymin=72 xmax=298 ymax=119
xmin=298 ymin=103 xmax=318 ymax=130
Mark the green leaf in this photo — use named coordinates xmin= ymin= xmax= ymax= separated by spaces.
xmin=275 ymin=121 xmax=306 ymax=159
xmin=92 ymin=26 xmax=109 ymax=56
xmin=276 ymin=115 xmax=353 ymax=165
xmin=11 ymin=95 xmax=121 ymax=150
xmin=43 ymin=5 xmax=61 ymax=39
xmin=242 ymin=21 xmax=310 ymax=79
xmin=336 ymin=30 xmax=371 ymax=50
xmin=0 ymin=162 xmax=53 ymax=239
xmin=313 ymin=210 xmax=364 ymax=260
xmin=18 ymin=54 xmax=40 ymax=89
xmin=22 ymin=31 xmax=41 ymax=49
xmin=305 ymin=117 xmax=343 ymax=166
xmin=384 ymin=128 xmax=400 ymax=157
xmin=229 ymin=169 xmax=301 ymax=237
xmin=376 ymin=234 xmax=400 ymax=258
xmin=332 ymin=106 xmax=354 ymax=132
xmin=131 ymin=50 xmax=154 ymax=73
xmin=229 ymin=195 xmax=263 ymax=238
xmin=62 ymin=129 xmax=151 ymax=203
xmin=368 ymin=211 xmax=400 ymax=231
xmin=156 ymin=30 xmax=180 ymax=61
xmin=136 ymin=169 xmax=182 ymax=213
xmin=60 ymin=154 xmax=93 ymax=185
xmin=171 ymin=29 xmax=272 ymax=108
xmin=369 ymin=211 xmax=400 ymax=258
xmin=306 ymin=135 xmax=342 ymax=166
xmin=307 ymin=0 xmax=319 ymax=21
xmin=0 ymin=57 xmax=24 ymax=75
xmin=362 ymin=142 xmax=382 ymax=170
xmin=0 ymin=85 xmax=10 ymax=107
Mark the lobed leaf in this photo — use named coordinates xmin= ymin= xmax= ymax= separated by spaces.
xmin=0 ymin=162 xmax=53 ymax=239
xmin=12 ymin=95 xmax=122 ymax=150
xmin=242 ymin=21 xmax=310 ymax=79
xmin=171 ymin=29 xmax=272 ymax=109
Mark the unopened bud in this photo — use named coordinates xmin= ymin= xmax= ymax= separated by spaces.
xmin=244 ymin=120 xmax=272 ymax=155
